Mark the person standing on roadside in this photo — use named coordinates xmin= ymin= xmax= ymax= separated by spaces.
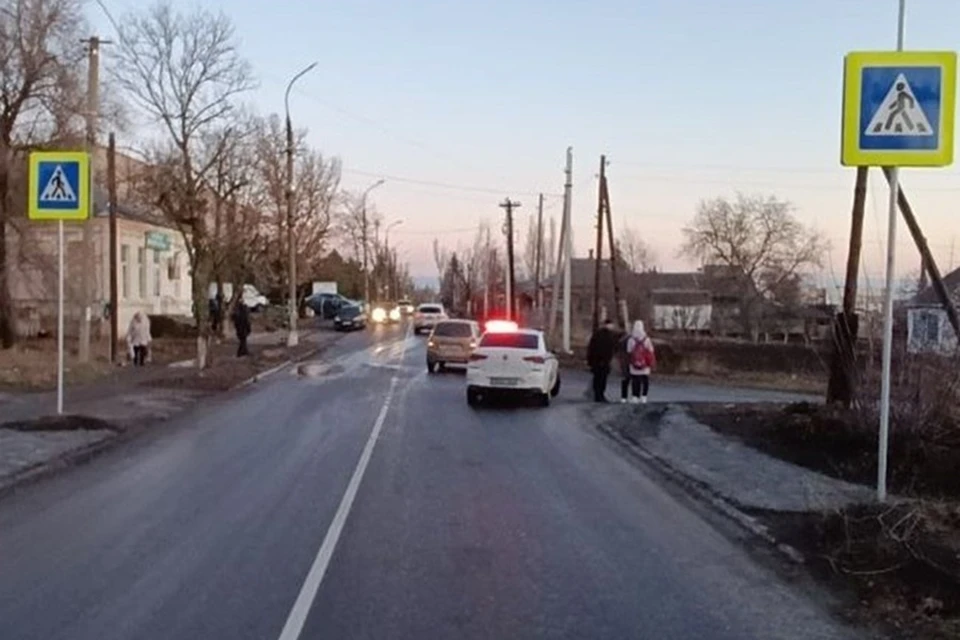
xmin=626 ymin=320 xmax=656 ymax=404
xmin=126 ymin=311 xmax=151 ymax=367
xmin=586 ymin=318 xmax=618 ymax=403
xmin=232 ymin=302 xmax=251 ymax=357
xmin=616 ymin=326 xmax=632 ymax=403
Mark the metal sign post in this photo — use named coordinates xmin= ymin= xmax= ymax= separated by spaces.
xmin=28 ymin=151 xmax=91 ymax=415
xmin=840 ymin=0 xmax=956 ymax=501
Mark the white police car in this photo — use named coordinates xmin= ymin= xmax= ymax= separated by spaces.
xmin=465 ymin=321 xmax=561 ymax=407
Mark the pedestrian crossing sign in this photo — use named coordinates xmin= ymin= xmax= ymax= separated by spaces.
xmin=842 ymin=51 xmax=956 ymax=167
xmin=28 ymin=151 xmax=90 ymax=221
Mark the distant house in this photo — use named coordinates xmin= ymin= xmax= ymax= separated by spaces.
xmin=906 ymin=266 xmax=960 ymax=354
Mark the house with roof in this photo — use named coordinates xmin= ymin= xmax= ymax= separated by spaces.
xmin=905 ymin=266 xmax=960 ymax=354
xmin=8 ymin=147 xmax=193 ymax=337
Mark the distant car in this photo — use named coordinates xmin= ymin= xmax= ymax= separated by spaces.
xmin=413 ymin=303 xmax=448 ymax=335
xmin=370 ymin=301 xmax=401 ymax=324
xmin=465 ymin=322 xmax=561 ymax=407
xmin=304 ymin=292 xmax=352 ymax=320
xmin=333 ymin=304 xmax=367 ymax=331
xmin=397 ymin=299 xmax=415 ymax=315
xmin=426 ymin=319 xmax=481 ymax=373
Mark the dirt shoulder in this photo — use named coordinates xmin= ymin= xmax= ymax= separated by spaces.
xmin=689 ymin=402 xmax=960 ymax=639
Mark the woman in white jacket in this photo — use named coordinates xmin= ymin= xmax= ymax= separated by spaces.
xmin=126 ymin=311 xmax=152 ymax=366
xmin=625 ymin=320 xmax=655 ymax=404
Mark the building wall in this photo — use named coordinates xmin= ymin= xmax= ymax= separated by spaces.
xmin=6 ymin=217 xmax=193 ymax=337
xmin=907 ymin=307 xmax=958 ymax=355
xmin=653 ymin=303 xmax=712 ymax=332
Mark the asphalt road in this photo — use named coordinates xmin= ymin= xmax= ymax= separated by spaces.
xmin=0 ymin=321 xmax=860 ymax=640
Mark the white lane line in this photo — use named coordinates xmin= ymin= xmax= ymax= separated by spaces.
xmin=276 ymin=327 xmax=410 ymax=640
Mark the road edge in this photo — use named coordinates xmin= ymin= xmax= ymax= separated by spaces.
xmin=594 ymin=410 xmax=806 ymax=566
xmin=0 ymin=338 xmax=335 ymax=499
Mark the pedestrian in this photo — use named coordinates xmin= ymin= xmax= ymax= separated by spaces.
xmin=616 ymin=327 xmax=632 ymax=403
xmin=232 ymin=302 xmax=251 ymax=357
xmin=586 ymin=318 xmax=618 ymax=403
xmin=209 ymin=294 xmax=223 ymax=335
xmin=126 ymin=311 xmax=151 ymax=367
xmin=626 ymin=320 xmax=656 ymax=404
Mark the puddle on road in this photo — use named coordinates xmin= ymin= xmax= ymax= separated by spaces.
xmin=295 ymin=362 xmax=346 ymax=379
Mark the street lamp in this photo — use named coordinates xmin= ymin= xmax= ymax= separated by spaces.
xmin=361 ymin=178 xmax=385 ymax=304
xmin=284 ymin=61 xmax=317 ymax=348
xmin=384 ymin=219 xmax=404 ymax=299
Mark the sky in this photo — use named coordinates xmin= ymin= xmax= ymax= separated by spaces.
xmin=90 ymin=0 xmax=960 ymax=296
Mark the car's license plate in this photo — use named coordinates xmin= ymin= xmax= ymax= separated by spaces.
xmin=490 ymin=377 xmax=519 ymax=386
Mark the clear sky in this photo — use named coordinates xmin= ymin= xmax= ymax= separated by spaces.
xmin=92 ymin=0 xmax=960 ymax=295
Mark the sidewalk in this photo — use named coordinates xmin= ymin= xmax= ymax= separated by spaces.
xmin=0 ymin=327 xmax=342 ymax=492
xmin=597 ymin=404 xmax=874 ymax=513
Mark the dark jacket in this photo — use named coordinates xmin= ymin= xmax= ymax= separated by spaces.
xmin=586 ymin=325 xmax=618 ymax=369
xmin=232 ymin=304 xmax=251 ymax=339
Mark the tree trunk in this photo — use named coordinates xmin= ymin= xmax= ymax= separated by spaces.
xmin=0 ymin=146 xmax=13 ymax=348
xmin=191 ymin=248 xmax=211 ymax=369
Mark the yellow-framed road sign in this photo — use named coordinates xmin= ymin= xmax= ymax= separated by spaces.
xmin=27 ymin=151 xmax=91 ymax=221
xmin=842 ymin=50 xmax=956 ymax=167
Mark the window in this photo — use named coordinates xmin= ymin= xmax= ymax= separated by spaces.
xmin=137 ymin=247 xmax=146 ymax=298
xmin=433 ymin=322 xmax=472 ymax=338
xmin=153 ymin=250 xmax=161 ymax=297
xmin=120 ymin=245 xmax=130 ymax=299
xmin=917 ymin=311 xmax=941 ymax=345
xmin=418 ymin=305 xmax=443 ymax=314
xmin=479 ymin=332 xmax=539 ymax=349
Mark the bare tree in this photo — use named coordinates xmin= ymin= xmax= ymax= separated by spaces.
xmin=0 ymin=0 xmax=88 ymax=347
xmin=681 ymin=193 xmax=826 ymax=340
xmin=112 ymin=1 xmax=255 ymax=367
xmin=617 ymin=225 xmax=656 ymax=273
xmin=521 ymin=214 xmax=539 ymax=282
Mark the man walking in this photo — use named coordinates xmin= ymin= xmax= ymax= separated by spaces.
xmin=232 ymin=302 xmax=251 ymax=357
xmin=586 ymin=318 xmax=618 ymax=403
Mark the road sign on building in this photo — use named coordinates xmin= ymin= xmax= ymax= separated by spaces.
xmin=842 ymin=51 xmax=957 ymax=167
xmin=28 ymin=151 xmax=90 ymax=221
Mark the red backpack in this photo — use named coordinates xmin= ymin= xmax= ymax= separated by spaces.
xmin=630 ymin=338 xmax=656 ymax=370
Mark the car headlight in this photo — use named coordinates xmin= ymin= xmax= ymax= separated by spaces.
xmin=389 ymin=308 xmax=401 ymax=321
xmin=371 ymin=307 xmax=387 ymax=322
xmin=334 ymin=316 xmax=341 ymax=322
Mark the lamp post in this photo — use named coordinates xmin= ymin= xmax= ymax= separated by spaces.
xmin=384 ymin=219 xmax=404 ymax=299
xmin=361 ymin=179 xmax=385 ymax=304
xmin=284 ymin=61 xmax=317 ymax=348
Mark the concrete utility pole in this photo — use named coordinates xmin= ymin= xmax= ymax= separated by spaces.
xmin=284 ymin=62 xmax=317 ymax=348
xmin=107 ymin=134 xmax=118 ymax=363
xmin=592 ymin=155 xmax=606 ymax=330
xmin=534 ymin=193 xmax=543 ymax=310
xmin=500 ymin=198 xmax=521 ymax=321
xmin=80 ymin=36 xmax=110 ymax=363
xmin=548 ymin=148 xmax=573 ymax=351
xmin=361 ymin=179 xmax=385 ymax=305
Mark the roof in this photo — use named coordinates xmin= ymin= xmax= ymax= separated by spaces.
xmin=651 ymin=290 xmax=712 ymax=306
xmin=912 ymin=266 xmax=960 ymax=305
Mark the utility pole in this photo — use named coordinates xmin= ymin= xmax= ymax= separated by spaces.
xmin=827 ymin=166 xmax=868 ymax=406
xmin=80 ymin=36 xmax=109 ymax=363
xmin=107 ymin=134 xmax=118 ymax=363
xmin=562 ymin=148 xmax=573 ymax=351
xmin=534 ymin=193 xmax=543 ymax=311
xmin=592 ymin=155 xmax=607 ymax=330
xmin=601 ymin=164 xmax=625 ymax=328
xmin=284 ymin=62 xmax=317 ymax=348
xmin=500 ymin=198 xmax=521 ymax=321
xmin=360 ymin=179 xmax=385 ymax=305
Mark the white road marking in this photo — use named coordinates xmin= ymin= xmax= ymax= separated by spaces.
xmin=276 ymin=326 xmax=410 ymax=640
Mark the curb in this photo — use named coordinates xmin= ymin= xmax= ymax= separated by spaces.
xmin=0 ymin=333 xmax=342 ymax=499
xmin=596 ymin=414 xmax=806 ymax=565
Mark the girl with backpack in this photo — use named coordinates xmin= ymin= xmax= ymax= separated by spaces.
xmin=625 ymin=320 xmax=656 ymax=404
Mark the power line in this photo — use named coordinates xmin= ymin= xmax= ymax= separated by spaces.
xmin=342 ymin=167 xmax=561 ymax=199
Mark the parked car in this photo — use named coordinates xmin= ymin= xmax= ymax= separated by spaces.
xmin=426 ymin=319 xmax=481 ymax=373
xmin=333 ymin=304 xmax=367 ymax=331
xmin=465 ymin=321 xmax=561 ymax=407
xmin=413 ymin=303 xmax=448 ymax=335
xmin=304 ymin=292 xmax=353 ymax=320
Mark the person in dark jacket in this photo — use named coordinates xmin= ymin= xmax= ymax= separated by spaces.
xmin=232 ymin=303 xmax=251 ymax=357
xmin=586 ymin=318 xmax=618 ymax=402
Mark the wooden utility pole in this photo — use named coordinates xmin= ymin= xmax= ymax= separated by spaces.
xmin=500 ymin=198 xmax=520 ymax=321
xmin=592 ymin=155 xmax=606 ymax=330
xmin=827 ymin=166 xmax=868 ymax=406
xmin=79 ymin=36 xmax=110 ymax=363
xmin=107 ymin=134 xmax=118 ymax=363
xmin=601 ymin=165 xmax=624 ymax=329
xmin=534 ymin=193 xmax=543 ymax=310
xmin=882 ymin=167 xmax=960 ymax=338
